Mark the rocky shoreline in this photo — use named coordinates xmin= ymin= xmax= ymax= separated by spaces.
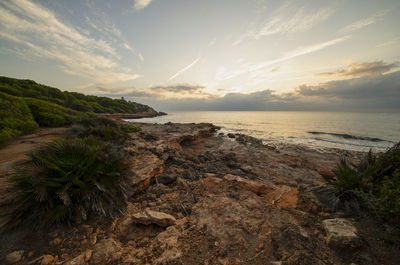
xmin=1 ymin=122 xmax=399 ymax=264
xmin=100 ymin=111 xmax=167 ymax=120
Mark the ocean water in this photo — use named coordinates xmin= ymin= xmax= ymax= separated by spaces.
xmin=127 ymin=111 xmax=400 ymax=152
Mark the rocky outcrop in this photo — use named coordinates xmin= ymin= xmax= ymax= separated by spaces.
xmin=0 ymin=122 xmax=395 ymax=265
xmin=322 ymin=218 xmax=362 ymax=249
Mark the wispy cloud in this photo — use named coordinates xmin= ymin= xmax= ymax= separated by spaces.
xmin=95 ymin=84 xmax=209 ymax=99
xmin=340 ymin=10 xmax=388 ymax=33
xmin=376 ymin=36 xmax=400 ymax=48
xmin=234 ymin=4 xmax=335 ymax=45
xmin=133 ymin=0 xmax=153 ymax=11
xmin=0 ymin=0 xmax=140 ymax=84
xmin=217 ymin=36 xmax=349 ymax=81
xmin=168 ymin=57 xmax=201 ymax=81
xmin=316 ymin=61 xmax=398 ymax=77
xmin=138 ymin=52 xmax=144 ymax=62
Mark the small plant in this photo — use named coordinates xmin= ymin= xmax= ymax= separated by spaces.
xmin=331 ymin=142 xmax=400 ymax=226
xmin=9 ymin=137 xmax=129 ymax=227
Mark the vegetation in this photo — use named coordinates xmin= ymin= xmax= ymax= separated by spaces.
xmin=10 ymin=137 xmax=130 ymax=227
xmin=72 ymin=116 xmax=141 ymax=144
xmin=0 ymin=75 xmax=151 ymax=146
xmin=24 ymin=97 xmax=83 ymax=127
xmin=0 ymin=76 xmax=153 ymax=114
xmin=331 ymin=142 xmax=400 ymax=227
xmin=0 ymin=92 xmax=38 ymax=147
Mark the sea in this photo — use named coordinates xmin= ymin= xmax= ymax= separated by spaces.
xmin=127 ymin=111 xmax=400 ymax=152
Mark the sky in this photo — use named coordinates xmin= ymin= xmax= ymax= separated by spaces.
xmin=0 ymin=0 xmax=399 ymax=111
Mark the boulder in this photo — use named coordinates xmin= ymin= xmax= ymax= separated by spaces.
xmin=132 ymin=209 xmax=176 ymax=227
xmin=5 ymin=250 xmax=24 ymax=264
xmin=322 ymin=218 xmax=362 ymax=249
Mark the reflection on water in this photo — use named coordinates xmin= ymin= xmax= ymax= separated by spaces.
xmin=127 ymin=111 xmax=400 ymax=152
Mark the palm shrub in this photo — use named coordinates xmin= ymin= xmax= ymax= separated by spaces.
xmin=332 ymin=142 xmax=400 ymax=226
xmin=10 ymin=137 xmax=129 ymax=227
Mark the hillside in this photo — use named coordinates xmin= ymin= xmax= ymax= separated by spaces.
xmin=0 ymin=76 xmax=153 ymax=114
xmin=0 ymin=76 xmax=156 ymax=146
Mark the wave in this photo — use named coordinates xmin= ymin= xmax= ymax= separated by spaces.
xmin=307 ymin=131 xmax=388 ymax=142
xmin=313 ymin=137 xmax=388 ymax=149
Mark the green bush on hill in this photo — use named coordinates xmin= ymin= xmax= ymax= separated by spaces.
xmin=0 ymin=92 xmax=38 ymax=147
xmin=24 ymin=98 xmax=83 ymax=127
xmin=10 ymin=137 xmax=129 ymax=227
xmin=332 ymin=142 xmax=400 ymax=227
xmin=0 ymin=76 xmax=153 ymax=114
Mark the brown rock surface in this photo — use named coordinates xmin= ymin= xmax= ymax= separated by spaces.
xmin=0 ymin=122 xmax=398 ymax=265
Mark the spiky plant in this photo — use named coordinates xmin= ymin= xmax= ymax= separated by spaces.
xmin=330 ymin=142 xmax=400 ymax=226
xmin=9 ymin=137 xmax=129 ymax=227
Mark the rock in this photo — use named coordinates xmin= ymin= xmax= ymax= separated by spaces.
xmin=40 ymin=255 xmax=54 ymax=265
xmin=6 ymin=250 xmax=24 ymax=264
xmin=322 ymin=218 xmax=362 ymax=249
xmin=204 ymin=173 xmax=217 ymax=178
xmin=90 ymin=238 xmax=121 ymax=264
xmin=157 ymin=174 xmax=177 ymax=185
xmin=227 ymin=133 xmax=235 ymax=138
xmin=130 ymin=153 xmax=164 ymax=194
xmin=132 ymin=209 xmax=176 ymax=227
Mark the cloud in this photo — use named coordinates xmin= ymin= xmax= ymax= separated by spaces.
xmin=0 ymin=0 xmax=140 ymax=84
xmin=168 ymin=57 xmax=201 ymax=81
xmin=133 ymin=0 xmax=153 ymax=11
xmin=95 ymin=84 xmax=208 ymax=100
xmin=234 ymin=4 xmax=334 ymax=45
xmin=296 ymin=71 xmax=400 ymax=104
xmin=108 ymin=71 xmax=400 ymax=111
xmin=151 ymin=84 xmax=205 ymax=93
xmin=316 ymin=61 xmax=398 ymax=77
xmin=340 ymin=10 xmax=388 ymax=33
xmin=138 ymin=52 xmax=144 ymax=62
xmin=376 ymin=37 xmax=400 ymax=48
xmin=216 ymin=36 xmax=349 ymax=81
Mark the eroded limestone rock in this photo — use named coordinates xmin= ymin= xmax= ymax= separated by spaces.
xmin=322 ymin=218 xmax=362 ymax=249
xmin=132 ymin=209 xmax=176 ymax=227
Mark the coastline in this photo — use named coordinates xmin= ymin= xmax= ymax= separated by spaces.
xmin=100 ymin=110 xmax=167 ymax=120
xmin=0 ymin=120 xmax=398 ymax=264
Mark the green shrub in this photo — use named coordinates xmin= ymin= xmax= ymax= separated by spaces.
xmin=120 ymin=124 xmax=142 ymax=133
xmin=0 ymin=92 xmax=38 ymax=147
xmin=332 ymin=142 xmax=400 ymax=226
xmin=9 ymin=137 xmax=129 ymax=227
xmin=72 ymin=116 xmax=140 ymax=144
xmin=24 ymin=98 xmax=82 ymax=127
